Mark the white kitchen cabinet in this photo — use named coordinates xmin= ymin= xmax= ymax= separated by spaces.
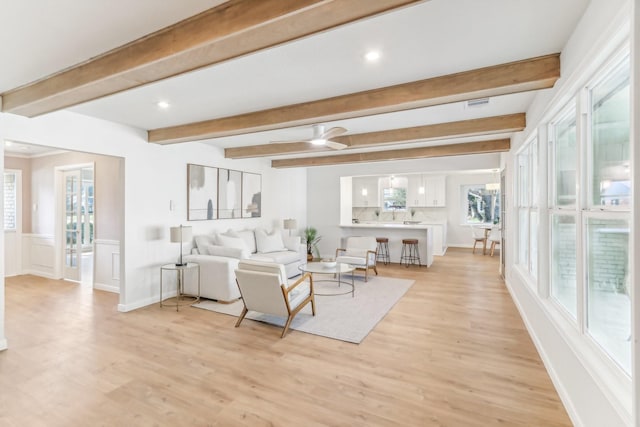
xmin=352 ymin=177 xmax=380 ymax=207
xmin=407 ymin=175 xmax=426 ymax=207
xmin=424 ymin=175 xmax=446 ymax=207
xmin=407 ymin=175 xmax=446 ymax=207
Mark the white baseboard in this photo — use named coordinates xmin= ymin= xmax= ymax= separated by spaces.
xmin=94 ymin=283 xmax=120 ymax=294
xmin=504 ymin=278 xmax=583 ymax=427
xmin=117 ymin=291 xmax=177 ymax=312
xmin=447 ymin=243 xmax=474 ymax=249
xmin=0 ymin=338 xmax=7 ymax=351
xmin=22 ymin=269 xmax=56 ymax=279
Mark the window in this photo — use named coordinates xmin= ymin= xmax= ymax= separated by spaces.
xmin=552 ymin=103 xmax=577 ymax=207
xmin=516 ymin=138 xmax=538 ymax=279
xmin=550 ymin=214 xmax=577 ymax=318
xmin=545 ymin=50 xmax=631 ymax=373
xmin=590 ymin=56 xmax=630 ymax=207
xmin=463 ymin=185 xmax=500 ymax=225
xmin=583 ymin=52 xmax=631 ymax=372
xmin=3 ymin=172 xmax=17 ymax=231
xmin=549 ymin=101 xmax=579 ymax=317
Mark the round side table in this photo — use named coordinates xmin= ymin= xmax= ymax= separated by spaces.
xmin=160 ymin=262 xmax=200 ymax=311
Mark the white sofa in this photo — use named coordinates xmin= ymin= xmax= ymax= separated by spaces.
xmin=183 ymin=228 xmax=304 ymax=302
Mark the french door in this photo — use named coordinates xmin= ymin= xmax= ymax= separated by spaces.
xmin=63 ymin=170 xmax=82 ymax=281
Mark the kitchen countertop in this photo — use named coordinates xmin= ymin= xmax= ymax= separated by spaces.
xmin=340 ymin=222 xmax=444 ymax=229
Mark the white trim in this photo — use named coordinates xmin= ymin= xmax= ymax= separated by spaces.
xmin=94 ymin=283 xmax=120 ymax=294
xmin=94 ymin=239 xmax=120 ymax=246
xmin=0 ymin=338 xmax=7 ymax=351
xmin=117 ymin=290 xmax=176 ymax=313
xmin=505 ymin=276 xmax=584 ymax=427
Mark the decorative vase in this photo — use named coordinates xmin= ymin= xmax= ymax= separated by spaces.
xmin=307 ymin=253 xmax=313 ymax=261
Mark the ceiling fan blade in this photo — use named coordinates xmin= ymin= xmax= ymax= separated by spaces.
xmin=321 ymin=126 xmax=347 ymax=140
xmin=269 ymin=140 xmax=309 ymax=144
xmin=325 ymin=140 xmax=348 ymax=150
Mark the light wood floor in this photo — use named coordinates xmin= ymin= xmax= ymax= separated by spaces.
xmin=0 ymin=249 xmax=571 ymax=426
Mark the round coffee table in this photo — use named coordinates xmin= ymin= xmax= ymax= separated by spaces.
xmin=298 ymin=262 xmax=356 ymax=297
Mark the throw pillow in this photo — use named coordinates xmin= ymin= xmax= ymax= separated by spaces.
xmin=254 ymin=228 xmax=286 ymax=253
xmin=194 ymin=234 xmax=217 ymax=254
xmin=282 ymin=235 xmax=301 ymax=252
xmin=234 ymin=230 xmax=258 ymax=254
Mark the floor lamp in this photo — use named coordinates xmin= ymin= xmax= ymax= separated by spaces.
xmin=170 ymin=224 xmax=193 ymax=266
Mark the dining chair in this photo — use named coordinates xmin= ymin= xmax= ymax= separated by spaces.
xmin=471 ymin=226 xmax=487 ymax=254
xmin=487 ymin=227 xmax=501 ymax=257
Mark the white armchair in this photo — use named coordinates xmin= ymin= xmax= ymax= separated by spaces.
xmin=234 ymin=260 xmax=315 ymax=338
xmin=335 ymin=236 xmax=378 ymax=282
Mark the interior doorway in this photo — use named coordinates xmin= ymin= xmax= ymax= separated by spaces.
xmin=61 ymin=165 xmax=94 ymax=285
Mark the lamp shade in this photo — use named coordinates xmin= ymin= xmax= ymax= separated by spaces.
xmin=283 ymin=219 xmax=297 ymax=230
xmin=170 ymin=225 xmax=193 ymax=243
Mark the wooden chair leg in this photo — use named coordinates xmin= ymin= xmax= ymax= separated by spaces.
xmin=235 ymin=306 xmax=248 ymax=327
xmin=473 ymin=241 xmax=477 ymax=254
xmin=364 ymin=266 xmax=368 ymax=282
xmin=282 ymin=314 xmax=295 ymax=338
xmin=373 ymin=265 xmax=378 ymax=275
xmin=310 ymin=296 xmax=316 ymax=316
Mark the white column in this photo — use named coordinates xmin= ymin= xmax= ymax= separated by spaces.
xmin=0 ymin=107 xmax=8 ymax=351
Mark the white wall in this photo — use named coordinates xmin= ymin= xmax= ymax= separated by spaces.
xmin=1 ymin=111 xmax=307 ymax=316
xmin=506 ymin=1 xmax=632 ymax=425
xmin=445 ymin=171 xmax=498 ymax=247
xmin=0 ymin=112 xmax=6 ymax=351
xmin=307 ymin=153 xmax=500 ymax=258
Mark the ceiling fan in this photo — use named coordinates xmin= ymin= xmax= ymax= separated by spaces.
xmin=271 ymin=124 xmax=348 ymax=150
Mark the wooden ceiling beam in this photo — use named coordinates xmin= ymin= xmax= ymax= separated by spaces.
xmin=271 ymin=139 xmax=510 ymax=168
xmin=1 ymin=0 xmax=424 ymax=117
xmin=224 ymin=113 xmax=525 ymax=158
xmin=150 ymin=54 xmax=558 ymax=144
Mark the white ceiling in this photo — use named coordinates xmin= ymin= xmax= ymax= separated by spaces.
xmin=1 ymin=0 xmax=590 ymax=158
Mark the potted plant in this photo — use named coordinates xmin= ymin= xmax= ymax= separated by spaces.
xmin=303 ymin=226 xmax=321 ymax=261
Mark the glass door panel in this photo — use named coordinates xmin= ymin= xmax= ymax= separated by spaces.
xmin=64 ymin=170 xmax=81 ymax=281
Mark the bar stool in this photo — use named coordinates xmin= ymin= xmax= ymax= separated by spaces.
xmin=400 ymin=238 xmax=421 ymax=267
xmin=376 ymin=237 xmax=390 ymax=265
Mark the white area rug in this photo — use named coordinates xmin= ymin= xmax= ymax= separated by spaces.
xmin=192 ymin=275 xmax=414 ymax=343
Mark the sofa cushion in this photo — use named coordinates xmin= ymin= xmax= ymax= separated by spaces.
xmin=336 ymin=255 xmax=368 ymax=266
xmin=255 ymin=228 xmax=286 ymax=253
xmin=225 ymin=229 xmax=257 ymax=254
xmin=204 ymin=244 xmax=250 ymax=260
xmin=217 ymin=234 xmax=248 ymax=251
xmin=251 ymin=250 xmax=299 ymax=265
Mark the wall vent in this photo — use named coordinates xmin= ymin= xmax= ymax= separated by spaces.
xmin=466 ymin=98 xmax=490 ymax=108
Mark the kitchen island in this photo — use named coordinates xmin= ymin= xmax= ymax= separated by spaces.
xmin=339 ymin=222 xmax=443 ymax=267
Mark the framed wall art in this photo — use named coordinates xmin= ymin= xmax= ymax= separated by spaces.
xmin=218 ymin=168 xmax=242 ymax=219
xmin=187 ymin=164 xmax=218 ymax=220
xmin=242 ymin=172 xmax=262 ymax=218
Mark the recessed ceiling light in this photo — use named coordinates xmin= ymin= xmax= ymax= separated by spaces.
xmin=157 ymin=101 xmax=170 ymax=109
xmin=364 ymin=50 xmax=381 ymax=62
